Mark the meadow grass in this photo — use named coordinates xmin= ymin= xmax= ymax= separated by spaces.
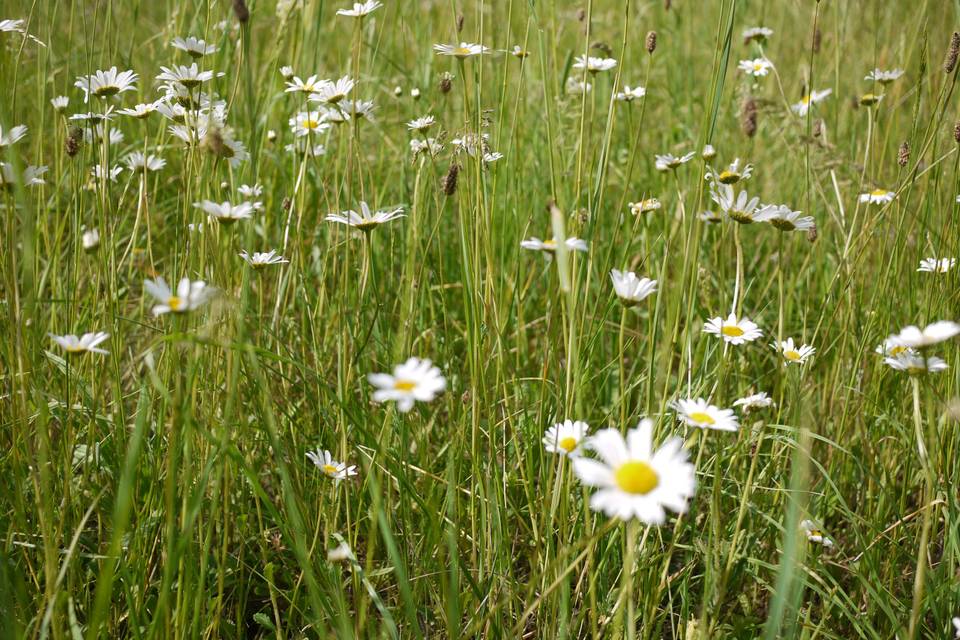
xmin=2 ymin=0 xmax=960 ymax=637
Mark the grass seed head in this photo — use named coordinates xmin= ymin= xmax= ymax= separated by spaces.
xmin=945 ymin=31 xmax=960 ymax=72
xmin=646 ymin=30 xmax=657 ymax=54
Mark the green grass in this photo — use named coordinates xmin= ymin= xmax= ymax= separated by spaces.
xmin=2 ymin=0 xmax=960 ymax=637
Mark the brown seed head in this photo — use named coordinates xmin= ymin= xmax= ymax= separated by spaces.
xmin=232 ymin=0 xmax=249 ymax=23
xmin=945 ymin=31 xmax=960 ymax=73
xmin=898 ymin=141 xmax=910 ymax=167
xmin=740 ymin=98 xmax=757 ymax=138
xmin=441 ymin=163 xmax=460 ymax=196
xmin=646 ymin=31 xmax=657 ymax=54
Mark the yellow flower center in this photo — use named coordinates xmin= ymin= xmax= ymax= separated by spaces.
xmin=784 ymin=349 xmax=802 ymax=361
xmin=614 ymin=461 xmax=659 ymax=495
xmin=322 ymin=464 xmax=339 ymax=475
xmin=890 ymin=345 xmax=907 ymax=356
xmin=753 ymin=62 xmax=764 ymax=71
xmin=801 ymin=95 xmax=811 ymax=105
xmin=393 ymin=379 xmax=417 ymax=391
xmin=558 ymin=436 xmax=578 ymax=452
xmin=718 ymin=170 xmax=740 ymax=184
xmin=455 ymin=46 xmax=472 ymax=56
xmin=167 ymin=296 xmax=184 ymax=311
xmin=870 ymin=188 xmax=888 ymax=197
xmin=95 ymin=86 xmax=120 ymax=97
xmin=65 ymin=344 xmax=85 ymax=353
xmin=303 ymin=119 xmax=320 ymax=130
xmin=541 ymin=239 xmax=556 ymax=250
xmin=721 ymin=325 xmax=745 ymax=337
xmin=688 ymin=411 xmax=715 ymax=425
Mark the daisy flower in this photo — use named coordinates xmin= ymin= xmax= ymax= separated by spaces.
xmin=572 ymin=419 xmax=696 ymax=524
xmin=172 ymin=36 xmax=218 ymax=58
xmin=340 ymin=99 xmax=376 ymax=122
xmin=738 ymin=57 xmax=773 ymax=77
xmin=875 ymin=339 xmax=912 ymax=358
xmin=791 ymin=89 xmax=832 ymax=116
xmin=0 ymin=125 xmax=27 ymax=148
xmin=309 ymin=76 xmax=355 ymax=104
xmin=157 ymin=64 xmax=219 ymax=88
xmin=610 ymin=270 xmax=657 ymax=306
xmin=239 ymin=250 xmax=289 ymax=268
xmin=289 ymin=111 xmax=331 ymax=137
xmin=859 ymin=93 xmax=883 ymax=107
xmin=238 ymin=184 xmax=262 ymax=199
xmin=742 ymin=26 xmax=773 ymax=43
xmin=542 ymin=420 xmax=590 ymax=457
xmin=711 ymin=184 xmax=774 ymax=224
xmin=864 ymin=68 xmax=904 ymax=84
xmin=701 ymin=144 xmax=717 ymax=160
xmin=510 ymin=45 xmax=530 ymax=59
xmin=573 ymin=55 xmax=617 ymax=73
xmin=952 ymin=617 xmax=960 ymax=639
xmin=124 ymin=152 xmax=165 ymax=173
xmin=0 ymin=163 xmax=47 ymax=188
xmin=628 ymin=198 xmax=661 ymax=215
xmin=733 ymin=391 xmax=775 ymax=412
xmin=776 ymin=338 xmax=816 ymax=364
xmin=703 ymin=313 xmax=763 ymax=345
xmin=673 ymin=398 xmax=739 ymax=432
xmin=520 ymin=237 xmax=588 ymax=254
xmin=326 ymin=201 xmax=405 ymax=231
xmin=655 ymin=152 xmax=695 ymax=172
xmin=285 ymin=75 xmax=325 ymax=94
xmin=49 ymin=332 xmax=110 ymax=355
xmin=336 ymin=0 xmax=382 ymax=17
xmin=90 ymin=165 xmax=123 ymax=184
xmin=367 ymin=357 xmax=446 ymax=412
xmin=615 ymin=85 xmax=646 ymax=102
xmin=306 ymin=449 xmax=358 ymax=480
xmin=859 ymin=188 xmax=895 ymax=204
xmin=193 ymin=200 xmax=256 ymax=224
xmin=406 ymin=115 xmax=436 ymax=132
xmin=410 ymin=138 xmax=443 ymax=157
xmin=144 ymin=277 xmax=214 ymax=316
xmin=75 ymin=67 xmax=138 ymax=102
xmin=705 ymin=158 xmax=753 ymax=184
xmin=800 ymin=520 xmax=834 ymax=547
xmin=51 ymin=96 xmax=69 ymax=111
xmin=279 ymin=65 xmax=295 ymax=79
xmin=761 ymin=204 xmax=815 ymax=232
xmin=566 ymin=78 xmax=592 ymax=95
xmin=433 ymin=42 xmax=490 ymax=57
xmin=918 ymin=258 xmax=955 ymax=273
xmin=888 ymin=321 xmax=960 ymax=349
xmin=884 ymin=352 xmax=948 ymax=375
xmin=0 ymin=19 xmax=25 ymax=33
xmin=82 ymin=228 xmax=100 ymax=251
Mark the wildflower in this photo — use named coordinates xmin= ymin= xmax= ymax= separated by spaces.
xmin=800 ymin=520 xmax=834 ymax=547
xmin=75 ymin=67 xmax=138 ymax=102
xmin=240 ymin=250 xmax=289 ymax=268
xmin=285 ymin=75 xmax=324 ymax=94
xmin=655 ymin=152 xmax=695 ymax=172
xmin=615 ymin=85 xmax=646 ymax=102
xmin=875 ymin=339 xmax=911 ymax=358
xmin=738 ymin=58 xmax=773 ymax=77
xmin=0 ymin=19 xmax=25 ymax=33
xmin=406 ymin=115 xmax=436 ymax=132
xmin=193 ymin=200 xmax=256 ymax=224
xmin=859 ymin=188 xmax=895 ymax=204
xmin=703 ymin=313 xmax=763 ymax=345
xmin=761 ymin=204 xmax=815 ymax=232
xmin=699 ymin=210 xmax=723 ymax=224
xmin=791 ymin=89 xmax=832 ymax=116
xmin=238 ymin=184 xmax=262 ymax=199
xmin=0 ymin=163 xmax=47 ymax=189
xmin=775 ymin=338 xmax=816 ymax=364
xmin=306 ymin=449 xmax=358 ymax=480
xmin=888 ymin=321 xmax=960 ymax=349
xmin=573 ymin=55 xmax=617 ymax=73
xmin=279 ymin=65 xmax=295 ymax=79
xmin=0 ymin=125 xmax=27 ymax=147
xmin=565 ymin=78 xmax=592 ymax=95
xmin=884 ymin=352 xmax=948 ymax=375
xmin=289 ymin=111 xmax=331 ymax=137
xmin=610 ymin=270 xmax=657 ymax=306
xmin=628 ymin=198 xmax=661 ymax=215
xmin=952 ymin=616 xmax=960 ymax=639
xmin=542 ymin=420 xmax=590 ymax=457
xmin=674 ymin=398 xmax=739 ymax=432
xmin=483 ymin=151 xmax=503 ymax=165
xmin=325 ymin=201 xmax=404 ymax=231
xmin=510 ymin=45 xmax=530 ymax=58
xmin=520 ymin=237 xmax=588 ymax=254
xmin=117 ymin=102 xmax=159 ymax=118
xmin=340 ymin=99 xmax=376 ymax=122
xmin=863 ymin=68 xmax=903 ymax=85
xmin=859 ymin=93 xmax=883 ymax=107
xmin=90 ymin=165 xmax=123 ymax=184
xmin=49 ymin=332 xmax=110 ymax=355
xmin=309 ymin=76 xmax=354 ymax=104
xmin=367 ymin=357 xmax=446 ymax=412
xmin=711 ymin=184 xmax=773 ymax=224
xmin=701 ymin=144 xmax=717 ymax=160
xmin=172 ymin=36 xmax=218 ymax=58
xmin=124 ymin=151 xmax=165 ymax=173
xmin=144 ymin=277 xmax=214 ymax=316
xmin=82 ymin=228 xmax=100 ymax=251
xmin=918 ymin=257 xmax=956 ymax=273
xmin=157 ymin=64 xmax=219 ymax=89
xmin=327 ymin=541 xmax=353 ymax=562
xmin=572 ymin=419 xmax=696 ymax=524
xmin=410 ymin=87 xmax=421 ymax=99
xmin=705 ymin=158 xmax=753 ymax=184
xmin=51 ymin=96 xmax=69 ymax=111
xmin=410 ymin=138 xmax=443 ymax=157
xmin=336 ymin=0 xmax=382 ymax=17
xmin=742 ymin=26 xmax=773 ymax=44
xmin=433 ymin=42 xmax=490 ymax=57
xmin=733 ymin=392 xmax=775 ymax=412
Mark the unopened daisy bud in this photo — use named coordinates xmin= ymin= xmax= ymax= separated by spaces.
xmin=740 ymin=98 xmax=757 ymax=138
xmin=947 ymin=32 xmax=960 ymax=73
xmin=456 ymin=14 xmax=464 ymax=32
xmin=82 ymin=228 xmax=100 ymax=251
xmin=806 ymin=223 xmax=818 ymax=243
xmin=441 ymin=163 xmax=460 ymax=195
xmin=393 ymin=85 xmax=402 ymax=96
xmin=411 ymin=87 xmax=421 ymax=100
xmin=898 ymin=141 xmax=910 ymax=167
xmin=439 ymin=72 xmax=453 ymax=94
xmin=232 ymin=0 xmax=250 ymax=23
xmin=645 ymin=30 xmax=657 ymax=54
xmin=66 ymin=126 xmax=83 ymax=157
xmin=266 ymin=129 xmax=277 ymax=142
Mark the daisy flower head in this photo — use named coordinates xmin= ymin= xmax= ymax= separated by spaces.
xmin=510 ymin=45 xmax=530 ymax=59
xmin=859 ymin=93 xmax=883 ymax=107
xmin=610 ymin=269 xmax=657 ymax=307
xmin=289 ymin=110 xmax=331 ymax=137
xmin=702 ymin=144 xmax=717 ymax=160
xmin=705 ymin=158 xmax=753 ymax=184
xmin=75 ymin=67 xmax=138 ymax=102
xmin=406 ymin=115 xmax=436 ymax=132
xmin=888 ymin=321 xmax=960 ymax=349
xmin=0 ymin=163 xmax=47 ymax=189
xmin=742 ymin=26 xmax=773 ymax=44
xmin=875 ymin=339 xmax=912 ymax=359
xmin=800 ymin=520 xmax=834 ymax=548
xmin=776 ymin=338 xmax=815 ymax=364
xmin=655 ymin=151 xmax=696 ymax=172
xmin=0 ymin=125 xmax=27 ymax=147
xmin=884 ymin=352 xmax=949 ymax=375
xmin=628 ymin=198 xmax=661 ymax=215
xmin=336 ymin=0 xmax=382 ymax=17
xmin=239 ymin=250 xmax=289 ymax=268
xmin=433 ymin=42 xmax=490 ymax=58
xmin=238 ymin=183 xmax=263 ymax=199
xmin=0 ymin=19 xmax=25 ymax=33
xmin=738 ymin=57 xmax=773 ymax=77
xmin=82 ymin=228 xmax=100 ymax=251
xmin=865 ymin=68 xmax=904 ymax=84
xmin=615 ymin=85 xmax=646 ymax=102
xmin=542 ymin=420 xmax=590 ymax=457
xmin=118 ymin=102 xmax=159 ymax=119
xmin=279 ymin=65 xmax=295 ymax=79
xmin=710 ymin=183 xmax=773 ymax=224
xmin=124 ymin=151 xmax=165 ymax=173
xmin=306 ymin=449 xmax=358 ymax=480
xmin=144 ymin=277 xmax=214 ymax=316
xmin=51 ymin=96 xmax=69 ymax=112
xmin=791 ymin=89 xmax=832 ymax=116
xmin=49 ymin=331 xmax=110 ymax=355
xmin=157 ymin=64 xmax=219 ymax=89
xmin=673 ymin=398 xmax=739 ymax=432
xmin=703 ymin=312 xmax=763 ymax=345
xmin=194 ymin=200 xmax=256 ymax=224
xmin=309 ymin=76 xmax=355 ymax=104
xmin=325 ymin=201 xmax=405 ymax=232
xmin=761 ymin=204 xmax=815 ymax=232
xmin=172 ymin=36 xmax=218 ymax=58
xmin=566 ymin=78 xmax=592 ymax=95
xmin=367 ymin=357 xmax=446 ymax=412
xmin=733 ymin=391 xmax=775 ymax=412
xmin=520 ymin=237 xmax=588 ymax=254
xmin=918 ymin=258 xmax=955 ymax=273
xmin=410 ymin=138 xmax=443 ymax=158
xmin=572 ymin=419 xmax=696 ymax=524
xmin=859 ymin=188 xmax=895 ymax=205
xmin=285 ymin=74 xmax=324 ymax=94
xmin=340 ymin=99 xmax=376 ymax=122
xmin=573 ymin=55 xmax=617 ymax=73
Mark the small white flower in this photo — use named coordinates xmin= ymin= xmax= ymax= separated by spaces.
xmin=157 ymin=64 xmax=219 ymax=88
xmin=74 ymin=67 xmax=138 ymax=102
xmin=410 ymin=138 xmax=443 ymax=157
xmin=407 ymin=115 xmax=436 ymax=132
xmin=742 ymin=26 xmax=773 ymax=43
xmin=738 ymin=57 xmax=773 ymax=77
xmin=194 ymin=200 xmax=256 ymax=224
xmin=711 ymin=184 xmax=774 ymax=224
xmin=705 ymin=158 xmax=753 ymax=184
xmin=306 ymin=449 xmax=358 ymax=480
xmin=82 ymin=228 xmax=100 ymax=251
xmin=952 ymin=616 xmax=960 ymax=639
xmin=703 ymin=313 xmax=763 ymax=345
xmin=859 ymin=188 xmax=895 ymax=204
xmin=864 ymin=68 xmax=904 ymax=84
xmin=327 ymin=541 xmax=353 ymax=562
xmin=285 ymin=75 xmax=324 ymax=94
xmin=289 ymin=110 xmax=331 ymax=137
xmin=367 ymin=357 xmax=446 ymax=412
xmin=171 ymin=36 xmax=218 ymax=58
xmin=791 ymin=89 xmax=832 ymax=116
xmin=520 ymin=237 xmax=588 ymax=254
xmin=309 ymin=76 xmax=355 ymax=104
xmin=239 ymin=250 xmax=289 ymax=268
xmin=615 ymin=85 xmax=646 ymax=102
xmin=542 ymin=420 xmax=590 ymax=457
xmin=336 ymin=0 xmax=382 ymax=17
xmin=118 ymin=102 xmax=159 ymax=118
xmin=917 ymin=257 xmax=955 ymax=273
xmin=279 ymin=65 xmax=295 ymax=79
xmin=775 ymin=338 xmax=816 ymax=364
xmin=761 ymin=204 xmax=815 ymax=232
xmin=565 ymin=78 xmax=592 ymax=95
xmin=673 ymin=398 xmax=739 ymax=432
xmin=800 ymin=519 xmax=834 ymax=547
xmin=144 ymin=277 xmax=215 ymax=316
xmin=51 ymin=96 xmax=69 ymax=111
xmin=610 ymin=269 xmax=657 ymax=306
xmin=49 ymin=331 xmax=110 ymax=355
xmin=238 ymin=184 xmax=263 ymax=199
xmin=0 ymin=163 xmax=47 ymax=188
xmin=410 ymin=87 xmax=421 ymax=99
xmin=433 ymin=42 xmax=490 ymax=57
xmin=124 ymin=151 xmax=165 ymax=173
xmin=701 ymin=144 xmax=716 ymax=160
xmin=628 ymin=198 xmax=661 ymax=215
xmin=573 ymin=55 xmax=617 ymax=73
xmin=0 ymin=125 xmax=27 ymax=147
xmin=326 ymin=201 xmax=404 ymax=231
xmin=884 ymin=352 xmax=949 ymax=375
xmin=888 ymin=321 xmax=960 ymax=349
xmin=733 ymin=392 xmax=775 ymax=412
xmin=655 ymin=152 xmax=695 ymax=172
xmin=510 ymin=45 xmax=530 ymax=59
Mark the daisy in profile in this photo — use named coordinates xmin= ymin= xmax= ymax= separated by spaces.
xmin=326 ymin=201 xmax=404 ymax=231
xmin=118 ymin=102 xmax=159 ymax=118
xmin=703 ymin=313 xmax=763 ymax=345
xmin=875 ymin=339 xmax=911 ymax=358
xmin=711 ymin=184 xmax=774 ymax=224
xmin=124 ymin=152 xmax=165 ymax=173
xmin=673 ymin=398 xmax=739 ymax=432
xmin=82 ymin=228 xmax=100 ymax=251
xmin=775 ymin=338 xmax=816 ymax=365
xmin=49 ymin=332 xmax=110 ymax=355
xmin=705 ymin=158 xmax=753 ymax=184
xmin=566 ymin=78 xmax=592 ymax=95
xmin=0 ymin=19 xmax=25 ymax=33
xmin=406 ymin=115 xmax=436 ymax=132
xmin=51 ymin=96 xmax=69 ymax=111
xmin=194 ymin=200 xmax=256 ymax=224
xmin=542 ymin=420 xmax=590 ymax=458
xmin=172 ymin=36 xmax=218 ymax=58
xmin=310 ymin=76 xmax=355 ymax=104
xmin=888 ymin=321 xmax=960 ymax=349
xmin=573 ymin=55 xmax=617 ymax=73
xmin=306 ymin=449 xmax=358 ymax=480
xmin=0 ymin=125 xmax=27 ymax=147
xmin=285 ymin=74 xmax=325 ymax=94
xmin=791 ymin=89 xmax=832 ymax=116
xmin=157 ymin=64 xmax=219 ymax=88
xmin=238 ymin=184 xmax=262 ymax=199
xmin=433 ymin=42 xmax=490 ymax=57
xmin=336 ymin=0 xmax=382 ymax=17
xmin=520 ymin=237 xmax=588 ymax=254
xmin=655 ymin=152 xmax=695 ymax=172
xmin=75 ymin=67 xmax=138 ymax=102
xmin=615 ymin=85 xmax=646 ymax=102
xmin=733 ymin=391 xmax=775 ymax=412
xmin=144 ymin=277 xmax=214 ymax=316
xmin=738 ymin=57 xmax=773 ymax=77
xmin=410 ymin=138 xmax=443 ymax=158
xmin=628 ymin=198 xmax=661 ymax=215
xmin=918 ymin=258 xmax=956 ymax=273
xmin=289 ymin=111 xmax=331 ymax=137
xmin=762 ymin=204 xmax=815 ymax=232
xmin=0 ymin=163 xmax=47 ymax=188
xmin=884 ymin=352 xmax=948 ymax=375
xmin=509 ymin=45 xmax=530 ymax=58
xmin=800 ymin=519 xmax=834 ymax=548
xmin=865 ymin=68 xmax=904 ymax=84
xmin=610 ymin=270 xmax=657 ymax=306
xmin=702 ymin=144 xmax=717 ymax=160
xmin=572 ymin=419 xmax=696 ymax=524
xmin=239 ymin=250 xmax=289 ymax=268
xmin=859 ymin=188 xmax=895 ymax=205
xmin=340 ymin=99 xmax=376 ymax=122
xmin=367 ymin=357 xmax=446 ymax=412
xmin=742 ymin=26 xmax=773 ymax=44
